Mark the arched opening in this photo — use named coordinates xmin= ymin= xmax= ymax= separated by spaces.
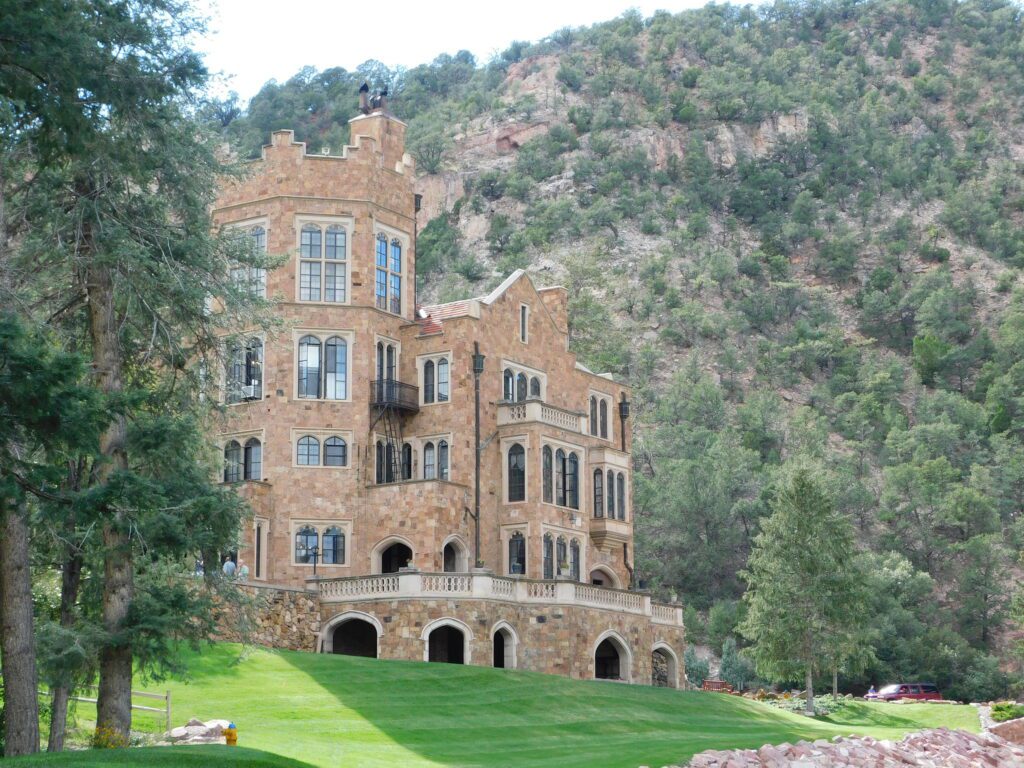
xmin=652 ymin=644 xmax=679 ymax=689
xmin=593 ymin=632 xmax=631 ymax=682
xmin=427 ymin=625 xmax=465 ymax=664
xmin=589 ymin=566 xmax=620 ymax=589
xmin=492 ymin=624 xmax=516 ymax=669
xmin=332 ymin=619 xmax=378 ymax=658
xmin=381 ymin=542 xmax=412 ymax=574
xmin=443 ymin=543 xmax=457 ymax=572
xmin=441 ymin=536 xmax=468 ymax=572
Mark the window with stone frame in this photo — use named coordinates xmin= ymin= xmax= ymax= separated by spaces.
xmin=375 ymin=233 xmax=403 ymax=314
xmin=421 ymin=355 xmax=450 ymax=405
xmin=593 ymin=468 xmax=604 ymax=517
xmin=508 ymin=531 xmax=526 ymax=575
xmin=297 ymin=334 xmax=348 ymax=400
xmin=501 ymin=363 xmax=545 ymax=402
xmin=548 ymin=447 xmax=580 ymax=510
xmin=543 ymin=533 xmax=554 ymax=579
xmin=224 ymin=437 xmax=261 ymax=483
xmin=229 ymin=224 xmax=267 ymax=299
xmin=298 ymin=222 xmax=347 ymax=303
xmin=225 ymin=336 xmax=263 ymax=404
xmin=322 ymin=526 xmax=345 ymax=564
xmin=294 ymin=525 xmax=318 ymax=564
xmin=507 ymin=443 xmax=526 ymax=502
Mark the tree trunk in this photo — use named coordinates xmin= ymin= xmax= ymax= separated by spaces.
xmin=47 ymin=548 xmax=82 ymax=752
xmin=805 ymin=665 xmax=815 ymax=716
xmin=0 ymin=498 xmax=41 ymax=756
xmin=832 ymin=665 xmax=838 ymax=697
xmin=86 ymin=253 xmax=134 ymax=743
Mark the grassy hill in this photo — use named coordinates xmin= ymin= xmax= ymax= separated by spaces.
xmin=3 ymin=745 xmax=313 ymax=768
xmin=36 ymin=644 xmax=975 ymax=768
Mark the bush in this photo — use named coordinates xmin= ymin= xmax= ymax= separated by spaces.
xmin=992 ymin=702 xmax=1024 ymax=722
xmin=920 ymin=244 xmax=951 ymax=263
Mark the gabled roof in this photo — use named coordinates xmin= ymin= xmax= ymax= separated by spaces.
xmin=416 ymin=270 xmax=528 ymax=332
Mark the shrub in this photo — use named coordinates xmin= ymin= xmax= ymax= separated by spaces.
xmin=992 ymin=702 xmax=1024 ymax=722
xmin=920 ymin=244 xmax=951 ymax=263
xmin=556 ymin=62 xmax=584 ymax=92
xmin=684 ymin=646 xmax=709 ymax=688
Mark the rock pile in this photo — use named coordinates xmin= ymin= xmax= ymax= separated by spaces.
xmin=682 ymin=728 xmax=1024 ymax=767
xmin=168 ymin=717 xmax=232 ymax=744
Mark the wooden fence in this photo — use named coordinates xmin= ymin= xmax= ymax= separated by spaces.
xmin=39 ymin=685 xmax=171 ymax=733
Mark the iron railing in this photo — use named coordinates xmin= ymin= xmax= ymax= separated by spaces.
xmin=370 ymin=379 xmax=419 ymax=411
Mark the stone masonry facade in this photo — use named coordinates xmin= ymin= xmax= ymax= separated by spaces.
xmin=213 ymin=97 xmax=685 ymax=685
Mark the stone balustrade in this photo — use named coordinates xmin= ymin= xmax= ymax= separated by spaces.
xmin=497 ymin=400 xmax=586 ymax=434
xmin=313 ymin=570 xmax=684 ymax=626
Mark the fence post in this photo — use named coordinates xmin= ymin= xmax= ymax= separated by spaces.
xmin=166 ymin=690 xmax=171 ymax=733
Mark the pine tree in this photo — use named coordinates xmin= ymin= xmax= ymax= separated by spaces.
xmin=739 ymin=466 xmax=870 ymax=715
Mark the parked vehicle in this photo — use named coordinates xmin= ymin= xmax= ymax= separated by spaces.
xmin=865 ymin=683 xmax=943 ymax=702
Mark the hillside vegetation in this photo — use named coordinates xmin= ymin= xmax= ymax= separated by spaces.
xmin=211 ymin=0 xmax=1024 ymax=698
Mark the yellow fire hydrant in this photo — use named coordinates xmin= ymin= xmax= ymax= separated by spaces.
xmin=224 ymin=722 xmax=237 ymax=747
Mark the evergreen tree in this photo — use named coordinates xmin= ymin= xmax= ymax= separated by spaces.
xmin=739 ymin=466 xmax=870 ymax=714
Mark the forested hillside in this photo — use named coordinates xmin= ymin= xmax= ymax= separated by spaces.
xmin=210 ymin=0 xmax=1024 ymax=699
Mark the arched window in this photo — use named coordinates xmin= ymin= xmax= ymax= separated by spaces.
xmin=438 ymin=439 xmax=449 ymax=481
xmin=298 ymin=335 xmax=321 ymax=398
xmin=324 ymin=225 xmax=347 ymax=303
xmin=570 ymin=539 xmax=580 ymax=581
xmin=423 ymin=360 xmax=435 ymax=404
xmin=617 ymin=473 xmax=626 ymax=520
xmin=530 ymin=376 xmax=541 ymax=398
xmin=543 ymin=534 xmax=554 ymax=579
xmin=376 ymin=341 xmax=384 ymax=380
xmin=503 ymin=368 xmax=514 ymax=401
xmin=516 ymin=372 xmax=527 ymax=402
xmin=555 ymin=448 xmax=566 ymax=506
xmin=542 ymin=446 xmax=553 ymax=504
xmin=607 ymin=471 xmax=616 ymax=518
xmin=295 ymin=525 xmax=318 ymax=564
xmin=590 ymin=396 xmax=598 ymax=436
xmin=324 ymin=437 xmax=347 ymax=467
xmin=244 ymin=438 xmax=262 ymax=480
xmin=223 ymin=440 xmax=242 ymax=483
xmin=424 ymin=442 xmax=436 ymax=480
xmin=322 ymin=526 xmax=345 ymax=565
xmin=437 ymin=358 xmax=449 ymax=402
xmin=508 ymin=532 xmax=526 ymax=575
xmin=593 ymin=469 xmax=604 ymax=518
xmin=556 ymin=537 xmax=567 ymax=576
xmin=297 ymin=436 xmax=320 ymax=466
xmin=566 ymin=452 xmax=579 ymax=509
xmin=390 ymin=238 xmax=402 ymax=272
xmin=401 ymin=442 xmax=413 ymax=480
xmin=299 ymin=224 xmax=322 ymax=301
xmin=324 ymin=336 xmax=348 ymax=399
xmin=600 ymin=399 xmax=609 ymax=439
xmin=508 ymin=444 xmax=526 ymax=502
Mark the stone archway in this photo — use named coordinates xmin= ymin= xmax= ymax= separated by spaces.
xmin=441 ymin=535 xmax=469 ymax=572
xmin=372 ymin=536 xmax=414 ymax=574
xmin=320 ymin=611 xmax=382 ymax=657
xmin=588 ymin=565 xmax=620 ymax=589
xmin=652 ymin=642 xmax=680 ymax=688
xmin=593 ymin=630 xmax=632 ymax=682
xmin=422 ymin=618 xmax=472 ymax=664
xmin=491 ymin=621 xmax=518 ymax=669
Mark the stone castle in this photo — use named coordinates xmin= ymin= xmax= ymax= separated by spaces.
xmin=213 ymin=92 xmax=686 ymax=685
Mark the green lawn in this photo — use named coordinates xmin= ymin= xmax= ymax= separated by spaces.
xmin=2 ymin=745 xmax=312 ymax=767
xmin=31 ymin=644 xmax=981 ymax=768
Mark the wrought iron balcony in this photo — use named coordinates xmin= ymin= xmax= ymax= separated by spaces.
xmin=369 ymin=379 xmax=419 ymax=412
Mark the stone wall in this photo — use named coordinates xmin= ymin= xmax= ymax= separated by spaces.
xmin=218 ymin=582 xmax=321 ymax=652
xmin=321 ymin=597 xmax=685 ymax=685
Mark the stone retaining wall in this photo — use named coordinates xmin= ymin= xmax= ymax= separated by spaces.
xmin=217 ymin=582 xmax=321 ymax=652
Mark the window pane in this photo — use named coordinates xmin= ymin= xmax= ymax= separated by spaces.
xmin=555 ymin=449 xmax=565 ymax=506
xmin=508 ymin=532 xmax=525 ymax=575
xmin=226 ymin=343 xmax=244 ymax=404
xmin=298 ymin=336 xmax=321 ymax=398
xmin=389 ymin=274 xmax=401 ymax=314
xmin=224 ymin=441 xmax=241 ymax=483
xmin=423 ymin=360 xmax=434 ymax=404
xmin=593 ymin=469 xmax=603 ymax=517
xmin=542 ymin=446 xmax=553 ymax=503
xmin=390 ymin=239 xmax=402 ymax=273
xmin=617 ymin=473 xmax=626 ymax=520
xmin=322 ymin=526 xmax=345 ymax=564
xmin=250 ymin=226 xmax=266 ymax=252
xmin=376 ymin=234 xmax=388 ymax=267
xmin=300 ymin=225 xmax=322 ymax=258
xmin=556 ymin=538 xmax=567 ymax=575
xmin=543 ymin=535 xmax=554 ymax=579
xmin=325 ymin=262 xmax=346 ymax=303
xmin=401 ymin=443 xmax=413 ymax=480
xmin=570 ymin=540 xmax=580 ymax=581
xmin=424 ymin=442 xmax=436 ymax=480
xmin=520 ymin=305 xmax=527 ymax=342
xmin=508 ymin=444 xmax=526 ymax=502
xmin=244 ymin=438 xmax=262 ymax=480
xmin=324 ymin=337 xmax=347 ymax=399
xmin=590 ymin=397 xmax=598 ymax=435
xmin=437 ymin=358 xmax=449 ymax=402
xmin=300 ymin=261 xmax=321 ymax=301
xmin=295 ymin=526 xmax=318 ymax=563
xmin=297 ymin=436 xmax=320 ymax=466
xmin=245 ymin=338 xmax=263 ymax=398
xmin=375 ymin=268 xmax=387 ymax=309
xmin=325 ymin=226 xmax=346 ymax=259
xmin=324 ymin=437 xmax=347 ymax=467
xmin=600 ymin=400 xmax=608 ymax=439
xmin=530 ymin=376 xmax=540 ymax=398
xmin=607 ymin=472 xmax=616 ymax=517
xmin=566 ymin=453 xmax=579 ymax=509
xmin=516 ymin=373 xmax=527 ymax=402
xmin=503 ymin=369 xmax=514 ymax=401
xmin=439 ymin=440 xmax=449 ymax=481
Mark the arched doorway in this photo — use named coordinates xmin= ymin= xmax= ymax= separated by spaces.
xmin=443 ymin=543 xmax=458 ymax=572
xmin=428 ymin=626 xmax=465 ymax=664
xmin=491 ymin=622 xmax=517 ymax=669
xmin=380 ymin=542 xmax=412 ymax=573
xmin=594 ymin=631 xmax=631 ymax=682
xmin=589 ymin=566 xmax=620 ymax=588
xmin=652 ymin=643 xmax=679 ymax=688
xmin=332 ymin=619 xmax=378 ymax=658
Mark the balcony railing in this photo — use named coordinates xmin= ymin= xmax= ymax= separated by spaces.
xmin=497 ymin=400 xmax=585 ymax=433
xmin=314 ymin=571 xmax=684 ymax=627
xmin=369 ymin=379 xmax=419 ymax=412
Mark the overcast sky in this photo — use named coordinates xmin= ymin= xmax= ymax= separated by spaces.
xmin=195 ymin=1 xmax=710 ymax=102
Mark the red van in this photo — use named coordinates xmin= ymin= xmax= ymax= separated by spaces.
xmin=865 ymin=683 xmax=943 ymax=701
